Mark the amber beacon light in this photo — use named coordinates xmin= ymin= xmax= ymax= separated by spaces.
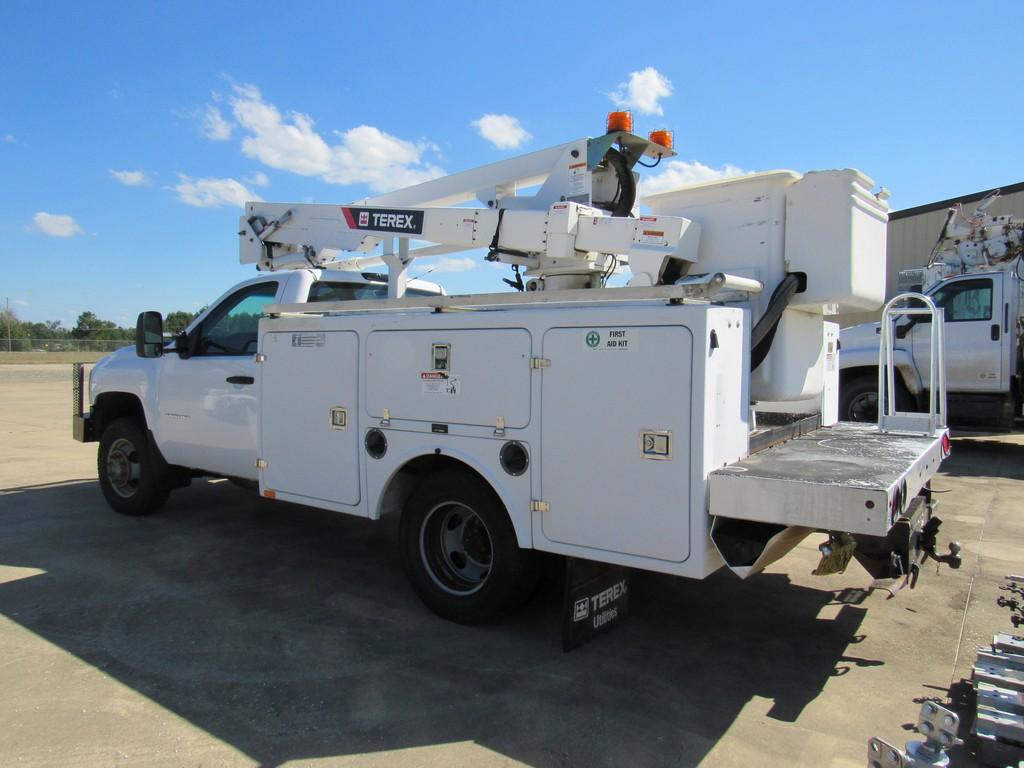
xmin=648 ymin=129 xmax=674 ymax=150
xmin=606 ymin=111 xmax=633 ymax=133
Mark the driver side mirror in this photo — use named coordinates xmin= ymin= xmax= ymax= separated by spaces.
xmin=135 ymin=312 xmax=164 ymax=358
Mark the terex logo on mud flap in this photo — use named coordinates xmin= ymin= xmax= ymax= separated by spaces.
xmin=572 ymin=580 xmax=627 ymax=622
xmin=343 ymin=206 xmax=424 ymax=235
xmin=573 ymin=597 xmax=589 ymax=621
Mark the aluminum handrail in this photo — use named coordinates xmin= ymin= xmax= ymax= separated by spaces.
xmin=877 ymin=292 xmax=947 ymax=436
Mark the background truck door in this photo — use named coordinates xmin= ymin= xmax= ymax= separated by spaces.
xmin=912 ymin=273 xmax=1005 ymax=392
xmin=156 ymin=280 xmax=279 ymax=479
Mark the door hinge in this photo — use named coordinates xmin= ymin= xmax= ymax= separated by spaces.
xmin=530 ymin=500 xmax=550 ymax=513
xmin=255 ymin=458 xmax=268 ymax=469
xmin=255 ymin=353 xmax=267 ymax=363
xmin=531 ymin=357 xmax=551 ymax=369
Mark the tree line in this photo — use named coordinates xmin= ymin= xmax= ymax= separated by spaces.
xmin=1 ymin=308 xmax=199 ymax=350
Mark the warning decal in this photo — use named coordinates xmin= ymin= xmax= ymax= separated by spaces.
xmin=638 ymin=229 xmax=666 ymax=245
xmin=421 ymin=371 xmax=461 ymax=395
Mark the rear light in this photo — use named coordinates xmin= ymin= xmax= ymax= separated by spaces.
xmin=648 ymin=129 xmax=674 ymax=150
xmin=606 ymin=111 xmax=633 ymax=133
xmin=941 ymin=433 xmax=951 ymax=456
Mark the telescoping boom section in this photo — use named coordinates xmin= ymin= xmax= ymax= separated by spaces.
xmin=240 ymin=129 xmax=700 ymax=293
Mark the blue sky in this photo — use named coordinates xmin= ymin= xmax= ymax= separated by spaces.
xmin=2 ymin=1 xmax=1022 ymax=326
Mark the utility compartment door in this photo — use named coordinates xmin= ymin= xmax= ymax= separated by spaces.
xmin=539 ymin=325 xmax=693 ymax=562
xmin=260 ymin=330 xmax=360 ymax=506
xmin=366 ymin=329 xmax=532 ymax=428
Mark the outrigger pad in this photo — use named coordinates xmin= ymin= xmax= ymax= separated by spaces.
xmin=562 ymin=558 xmax=630 ymax=652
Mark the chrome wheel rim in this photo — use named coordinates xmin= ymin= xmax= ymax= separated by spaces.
xmin=419 ymin=502 xmax=493 ymax=595
xmin=106 ymin=437 xmax=141 ymax=498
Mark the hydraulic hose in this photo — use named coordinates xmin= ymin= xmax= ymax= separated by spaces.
xmin=750 ymin=274 xmax=802 ymax=371
xmin=596 ymin=147 xmax=636 ymax=218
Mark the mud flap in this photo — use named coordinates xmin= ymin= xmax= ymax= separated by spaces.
xmin=561 ymin=558 xmax=630 ymax=652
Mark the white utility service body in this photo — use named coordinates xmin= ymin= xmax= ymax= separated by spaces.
xmin=839 ymin=194 xmax=1024 ymax=431
xmin=77 ymin=126 xmax=960 ymax=624
xmin=258 ymin=294 xmax=746 ymax=576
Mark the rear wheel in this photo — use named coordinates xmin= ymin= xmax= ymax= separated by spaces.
xmin=400 ymin=469 xmax=539 ymax=624
xmin=98 ymin=417 xmax=169 ymax=516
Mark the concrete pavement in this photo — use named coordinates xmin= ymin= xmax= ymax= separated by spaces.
xmin=1 ymin=364 xmax=1021 ymax=767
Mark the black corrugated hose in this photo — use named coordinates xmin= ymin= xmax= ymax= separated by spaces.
xmin=750 ymin=273 xmax=802 ymax=371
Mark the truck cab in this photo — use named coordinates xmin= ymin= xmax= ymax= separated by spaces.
xmin=80 ymin=269 xmax=442 ymax=492
xmin=839 ymin=268 xmax=1023 ymax=429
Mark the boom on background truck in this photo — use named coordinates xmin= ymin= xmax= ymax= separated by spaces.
xmin=73 ymin=117 xmax=961 ymax=624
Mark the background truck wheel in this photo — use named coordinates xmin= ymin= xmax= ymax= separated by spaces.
xmin=400 ymin=469 xmax=540 ymax=625
xmin=840 ymin=374 xmax=914 ymax=422
xmin=97 ymin=417 xmax=169 ymax=516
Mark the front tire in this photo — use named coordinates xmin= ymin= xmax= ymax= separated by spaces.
xmin=400 ymin=470 xmax=540 ymax=624
xmin=840 ymin=374 xmax=914 ymax=422
xmin=97 ymin=417 xmax=170 ymax=516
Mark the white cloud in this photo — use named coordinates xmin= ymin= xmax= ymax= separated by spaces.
xmin=3 ymin=134 xmax=15 ymax=144
xmin=202 ymin=105 xmax=233 ymax=140
xmin=13 ymin=299 xmax=28 ymax=306
xmin=227 ymin=84 xmax=443 ymax=193
xmin=427 ymin=257 xmax=477 ymax=273
xmin=173 ymin=174 xmax=260 ymax=208
xmin=640 ymin=160 xmax=748 ymax=197
xmin=245 ymin=171 xmax=270 ymax=187
xmin=29 ymin=212 xmax=83 ymax=237
xmin=471 ymin=114 xmax=531 ymax=150
xmin=109 ymin=169 xmax=151 ymax=186
xmin=609 ymin=67 xmax=673 ymax=116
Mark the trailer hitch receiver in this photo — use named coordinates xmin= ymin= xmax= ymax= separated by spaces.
xmin=841 ymin=492 xmax=962 ymax=589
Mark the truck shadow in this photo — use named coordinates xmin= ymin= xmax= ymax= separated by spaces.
xmin=0 ymin=479 xmax=877 ymax=768
xmin=941 ymin=439 xmax=1024 ymax=480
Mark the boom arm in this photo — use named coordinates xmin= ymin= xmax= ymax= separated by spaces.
xmin=238 ymin=131 xmax=700 ymax=295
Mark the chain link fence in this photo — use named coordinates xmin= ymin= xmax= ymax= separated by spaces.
xmin=1 ymin=338 xmax=130 ymax=353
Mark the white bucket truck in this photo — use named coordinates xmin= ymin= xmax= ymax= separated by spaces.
xmin=74 ymin=121 xmax=960 ymax=624
xmin=839 ymin=193 xmax=1024 ymax=431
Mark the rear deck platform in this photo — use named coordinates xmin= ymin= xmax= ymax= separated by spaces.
xmin=710 ymin=421 xmax=949 ymax=535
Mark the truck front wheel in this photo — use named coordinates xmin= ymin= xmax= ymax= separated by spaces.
xmin=400 ymin=470 xmax=539 ymax=624
xmin=840 ymin=374 xmax=913 ymax=422
xmin=98 ymin=417 xmax=170 ymax=516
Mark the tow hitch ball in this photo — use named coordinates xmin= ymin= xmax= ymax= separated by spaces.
xmin=903 ymin=517 xmax=962 ymax=588
xmin=920 ymin=516 xmax=963 ymax=570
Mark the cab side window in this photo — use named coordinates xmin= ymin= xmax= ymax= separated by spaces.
xmin=196 ymin=282 xmax=278 ymax=356
xmin=932 ymin=279 xmax=992 ymax=322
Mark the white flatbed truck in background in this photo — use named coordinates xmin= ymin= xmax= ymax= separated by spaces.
xmin=840 ymin=193 xmax=1024 ymax=432
xmin=74 ymin=118 xmax=961 ymax=626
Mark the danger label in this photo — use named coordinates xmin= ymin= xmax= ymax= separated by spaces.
xmin=639 ymin=228 xmax=666 ymax=245
xmin=421 ymin=371 xmax=461 ymax=395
